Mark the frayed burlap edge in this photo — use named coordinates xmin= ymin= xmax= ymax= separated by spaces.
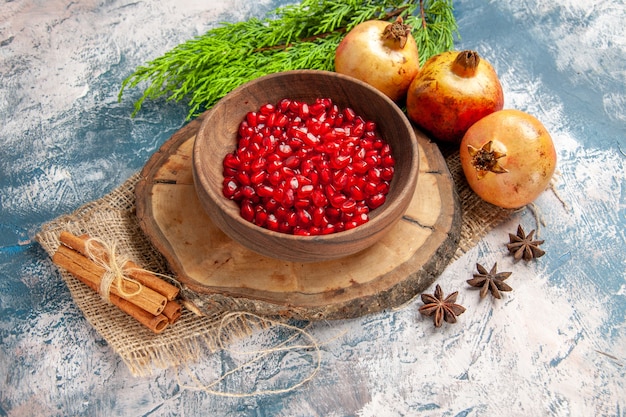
xmin=35 ymin=153 xmax=511 ymax=376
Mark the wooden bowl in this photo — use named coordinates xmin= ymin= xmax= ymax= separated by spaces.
xmin=192 ymin=70 xmax=418 ymax=263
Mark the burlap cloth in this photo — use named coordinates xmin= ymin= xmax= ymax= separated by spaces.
xmin=35 ymin=151 xmax=511 ymax=376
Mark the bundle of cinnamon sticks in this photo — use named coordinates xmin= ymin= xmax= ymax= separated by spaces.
xmin=52 ymin=231 xmax=182 ymax=334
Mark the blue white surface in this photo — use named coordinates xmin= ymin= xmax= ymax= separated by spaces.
xmin=1 ymin=1 xmax=624 ymax=415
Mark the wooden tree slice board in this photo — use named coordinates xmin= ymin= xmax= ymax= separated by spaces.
xmin=136 ymin=112 xmax=461 ymax=321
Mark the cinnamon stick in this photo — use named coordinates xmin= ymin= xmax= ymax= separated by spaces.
xmin=52 ymin=244 xmax=167 ymax=316
xmin=162 ymin=300 xmax=182 ymax=324
xmin=59 ymin=231 xmax=180 ymax=301
xmin=109 ymin=294 xmax=169 ymax=333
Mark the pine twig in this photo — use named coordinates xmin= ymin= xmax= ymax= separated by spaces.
xmin=118 ymin=0 xmax=459 ymax=120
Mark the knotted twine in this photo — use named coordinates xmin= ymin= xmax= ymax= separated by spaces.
xmin=82 ymin=237 xmax=143 ymax=303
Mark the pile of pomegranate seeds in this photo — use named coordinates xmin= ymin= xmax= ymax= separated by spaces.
xmin=222 ymin=98 xmax=395 ymax=235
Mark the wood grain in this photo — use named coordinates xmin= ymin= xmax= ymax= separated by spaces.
xmin=136 ymin=114 xmax=461 ymax=320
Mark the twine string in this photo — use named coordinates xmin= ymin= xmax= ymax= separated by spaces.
xmin=83 ymin=237 xmax=143 ymax=303
xmin=176 ymin=311 xmax=330 ymax=397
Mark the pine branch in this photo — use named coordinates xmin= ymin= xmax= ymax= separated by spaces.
xmin=119 ymin=0 xmax=459 ymax=120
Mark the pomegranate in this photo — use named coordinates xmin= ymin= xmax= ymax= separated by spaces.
xmin=222 ymin=98 xmax=395 ymax=235
xmin=334 ymin=17 xmax=420 ymax=102
xmin=459 ymin=109 xmax=557 ymax=209
xmin=406 ymin=50 xmax=504 ymax=143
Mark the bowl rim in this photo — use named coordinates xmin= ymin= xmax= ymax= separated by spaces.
xmin=192 ymin=69 xmax=419 ymax=243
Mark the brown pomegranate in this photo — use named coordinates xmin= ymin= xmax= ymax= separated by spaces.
xmin=335 ymin=17 xmax=420 ymax=102
xmin=406 ymin=50 xmax=504 ymax=143
xmin=459 ymin=109 xmax=557 ymax=209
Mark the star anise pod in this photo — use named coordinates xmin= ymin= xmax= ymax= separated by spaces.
xmin=467 ymin=262 xmax=513 ymax=299
xmin=506 ymin=224 xmax=545 ymax=261
xmin=419 ymin=284 xmax=466 ymax=327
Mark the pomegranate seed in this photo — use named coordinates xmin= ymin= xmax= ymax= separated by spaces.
xmin=381 ymin=167 xmax=395 ymax=181
xmin=365 ymin=153 xmax=380 ymax=167
xmin=223 ymin=153 xmax=240 ymax=170
xmin=299 ymin=159 xmax=313 ymax=173
xmin=319 ymin=168 xmax=332 ymax=185
xmin=368 ymin=168 xmax=382 ymax=181
xmin=259 ymin=103 xmax=275 ymax=115
xmin=309 ymin=226 xmax=322 ymax=235
xmin=278 ymin=222 xmax=291 ymax=234
xmin=321 ymin=224 xmax=336 ymax=234
xmin=331 ymin=154 xmax=351 ymax=170
xmin=367 ymin=193 xmax=386 ymax=209
xmin=284 ymin=155 xmax=301 ymax=169
xmin=303 ymin=132 xmax=320 ymax=146
xmin=297 ymin=184 xmax=314 ymax=198
xmin=326 ymin=207 xmax=341 ymax=221
xmin=293 ymin=228 xmax=310 ymax=236
xmin=223 ymin=178 xmax=238 ymax=199
xmin=275 ymin=206 xmax=289 ymax=221
xmin=308 ymin=171 xmax=320 ymax=186
xmin=275 ymin=113 xmax=288 ymax=128
xmin=345 ymin=220 xmax=360 ymax=230
xmin=278 ymin=99 xmax=291 ymax=112
xmin=286 ymin=211 xmax=298 ymax=227
xmin=239 ymin=123 xmax=253 ymax=138
xmin=282 ymin=188 xmax=295 ymax=207
xmin=266 ymin=214 xmax=279 ymax=231
xmin=352 ymin=159 xmax=369 ymax=175
xmin=299 ymin=103 xmax=310 ymax=119
xmin=381 ymin=155 xmax=395 ymax=169
xmin=281 ymin=166 xmax=296 ymax=178
xmin=256 ymin=113 xmax=268 ymax=126
xmin=241 ymin=186 xmax=256 ymax=199
xmin=294 ymin=198 xmax=311 ymax=209
xmin=350 ymin=121 xmax=365 ymax=138
xmin=277 ymin=143 xmax=293 ymax=158
xmin=296 ymin=208 xmax=312 ymax=227
xmin=310 ymin=103 xmax=326 ymax=117
xmin=241 ymin=200 xmax=255 ymax=222
xmin=377 ymin=182 xmax=390 ymax=194
xmin=330 ymin=192 xmax=348 ymax=208
xmin=250 ymin=170 xmax=267 ymax=185
xmin=341 ymin=199 xmax=357 ymax=214
xmin=312 ymin=206 xmax=327 ymax=227
xmin=223 ymin=166 xmax=238 ymax=177
xmin=332 ymin=170 xmax=349 ymax=190
xmin=254 ymin=208 xmax=268 ymax=225
xmin=349 ymin=185 xmax=365 ymax=201
xmin=365 ymin=121 xmax=377 ymax=132
xmin=311 ymin=189 xmax=328 ymax=207
xmin=256 ymin=184 xmax=274 ymax=198
xmin=268 ymin=170 xmax=282 ymax=185
xmin=235 ymin=172 xmax=251 ymax=186
xmin=265 ymin=198 xmax=279 ymax=212
xmin=266 ymin=112 xmax=277 ymax=128
xmin=365 ymin=181 xmax=379 ymax=196
xmin=251 ymin=157 xmax=266 ymax=172
xmin=343 ymin=107 xmax=356 ymax=121
xmin=246 ymin=112 xmax=258 ymax=127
